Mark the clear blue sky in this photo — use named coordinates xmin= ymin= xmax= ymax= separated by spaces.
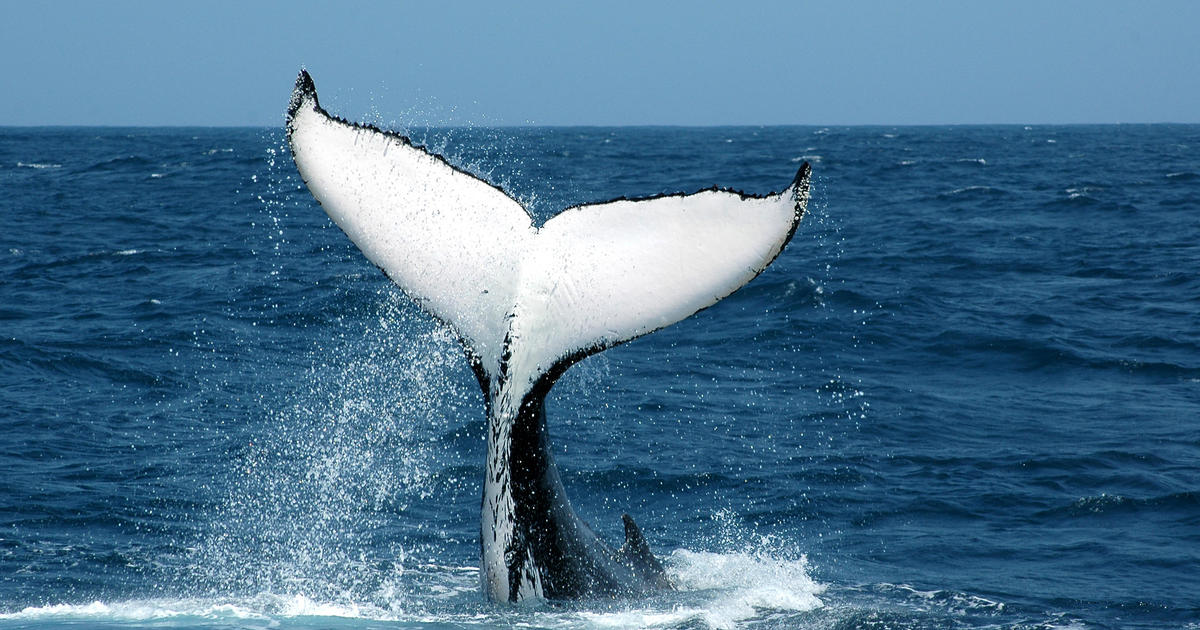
xmin=2 ymin=1 xmax=1197 ymax=126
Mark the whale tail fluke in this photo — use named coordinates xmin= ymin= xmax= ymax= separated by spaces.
xmin=287 ymin=69 xmax=809 ymax=602
xmin=287 ymin=69 xmax=810 ymax=397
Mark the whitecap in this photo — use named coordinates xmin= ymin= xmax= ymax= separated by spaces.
xmin=16 ymin=161 xmax=62 ymax=169
xmin=947 ymin=185 xmax=994 ymax=195
xmin=879 ymin=582 xmax=1007 ymax=614
xmin=1065 ymin=187 xmax=1098 ymax=200
xmin=1069 ymin=492 xmax=1127 ymax=513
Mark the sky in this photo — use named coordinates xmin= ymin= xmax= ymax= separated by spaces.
xmin=2 ymin=1 xmax=1198 ymax=127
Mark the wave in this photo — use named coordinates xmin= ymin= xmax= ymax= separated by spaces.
xmin=826 ymin=582 xmax=1104 ymax=630
xmin=1039 ymin=191 xmax=1140 ymax=212
xmin=2 ymin=337 xmax=166 ymax=388
xmin=78 ymin=155 xmax=155 ymax=173
xmin=0 ymin=594 xmax=398 ymax=624
xmin=1157 ymin=193 xmax=1200 ymax=207
xmin=873 ymin=583 xmax=1008 ymax=616
xmin=935 ymin=185 xmax=1010 ymax=200
xmin=924 ymin=329 xmax=1199 ymax=379
xmin=7 ymin=254 xmax=162 ymax=293
xmin=1037 ymin=491 xmax=1199 ymax=519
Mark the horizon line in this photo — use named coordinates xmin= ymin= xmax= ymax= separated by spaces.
xmin=2 ymin=121 xmax=1199 ymax=130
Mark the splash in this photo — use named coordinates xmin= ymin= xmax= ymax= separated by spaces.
xmin=192 ymin=139 xmax=486 ymax=606
xmin=3 ymin=546 xmax=824 ymax=629
xmin=661 ymin=548 xmax=825 ymax=628
xmin=0 ymin=595 xmax=393 ymax=623
xmin=193 ymin=291 xmax=480 ymax=605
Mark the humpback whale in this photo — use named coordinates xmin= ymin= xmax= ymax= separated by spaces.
xmin=285 ymin=70 xmax=810 ymax=603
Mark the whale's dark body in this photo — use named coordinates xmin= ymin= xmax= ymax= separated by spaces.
xmin=286 ymin=70 xmax=809 ymax=602
xmin=490 ymin=388 xmax=673 ymax=599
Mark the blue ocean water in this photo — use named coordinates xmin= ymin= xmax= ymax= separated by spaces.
xmin=1 ymin=123 xmax=1198 ymax=630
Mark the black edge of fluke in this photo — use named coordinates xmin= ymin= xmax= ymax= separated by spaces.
xmin=792 ymin=162 xmax=812 ymax=191
xmin=287 ymin=69 xmax=317 ymax=126
xmin=563 ymin=161 xmax=813 ymax=215
xmin=792 ymin=161 xmax=812 ymax=219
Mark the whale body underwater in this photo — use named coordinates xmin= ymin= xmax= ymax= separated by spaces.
xmin=285 ymin=70 xmax=811 ymax=603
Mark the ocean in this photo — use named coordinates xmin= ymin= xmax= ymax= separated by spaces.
xmin=1 ymin=123 xmax=1197 ymax=629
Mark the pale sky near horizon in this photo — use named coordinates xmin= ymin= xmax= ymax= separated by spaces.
xmin=2 ymin=1 xmax=1198 ymax=127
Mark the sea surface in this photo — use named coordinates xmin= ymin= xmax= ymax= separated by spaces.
xmin=1 ymin=123 xmax=1198 ymax=630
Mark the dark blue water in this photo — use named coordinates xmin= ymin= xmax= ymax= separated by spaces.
xmin=1 ymin=124 xmax=1198 ymax=629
